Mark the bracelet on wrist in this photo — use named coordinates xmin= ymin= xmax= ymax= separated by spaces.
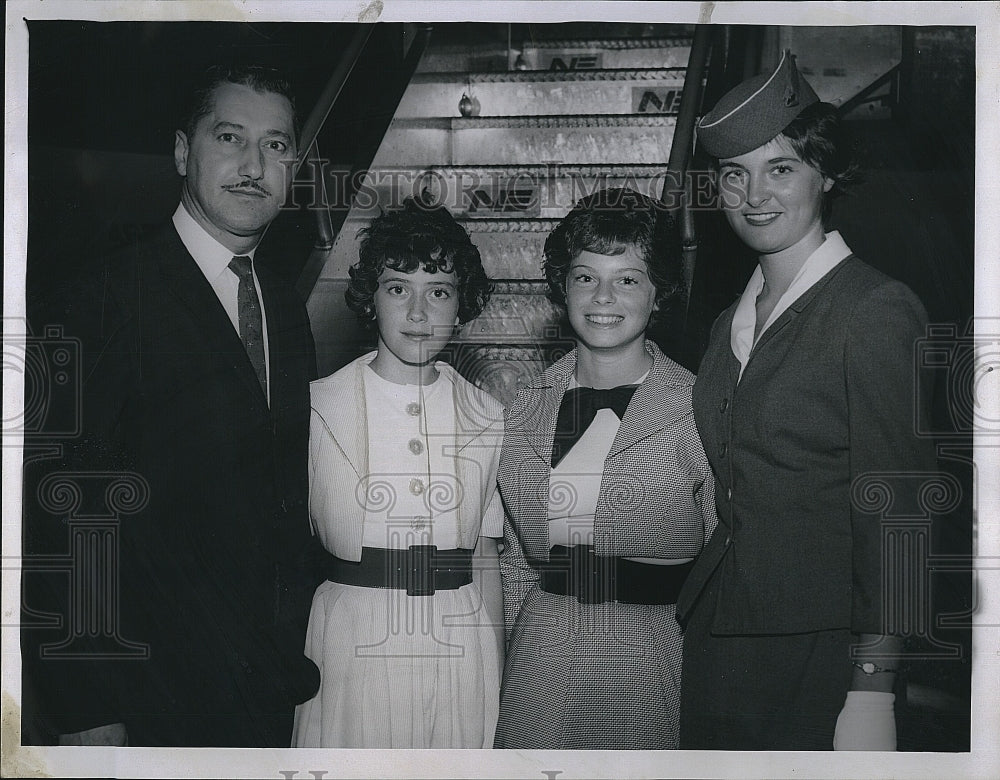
xmin=852 ymin=660 xmax=898 ymax=675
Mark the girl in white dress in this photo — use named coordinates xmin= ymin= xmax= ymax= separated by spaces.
xmin=293 ymin=197 xmax=503 ymax=748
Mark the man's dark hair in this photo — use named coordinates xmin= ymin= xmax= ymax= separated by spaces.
xmin=543 ymin=187 xmax=683 ymax=322
xmin=346 ymin=197 xmax=493 ymax=325
xmin=180 ymin=64 xmax=300 ymax=141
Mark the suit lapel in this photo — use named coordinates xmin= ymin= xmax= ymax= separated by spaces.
xmin=506 ymin=352 xmax=577 ymax=558
xmin=439 ymin=365 xmax=501 ymax=547
xmin=748 ymin=256 xmax=855 ymax=363
xmin=513 ymin=352 xmax=575 ymax=465
xmin=607 ymin=342 xmax=689 ymax=459
xmin=153 ymin=226 xmax=269 ymax=414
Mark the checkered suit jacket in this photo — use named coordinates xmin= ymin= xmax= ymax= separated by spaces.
xmin=497 ymin=340 xmax=718 ymax=634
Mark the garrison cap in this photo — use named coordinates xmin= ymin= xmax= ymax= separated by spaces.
xmin=697 ymin=49 xmax=819 ymax=159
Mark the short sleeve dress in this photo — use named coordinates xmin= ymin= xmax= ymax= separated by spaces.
xmin=292 ymin=356 xmax=503 ymax=748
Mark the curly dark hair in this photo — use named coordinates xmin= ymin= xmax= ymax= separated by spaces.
xmin=346 ymin=197 xmax=493 ymax=325
xmin=543 ymin=188 xmax=683 ymax=322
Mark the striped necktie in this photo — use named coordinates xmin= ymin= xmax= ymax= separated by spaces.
xmin=228 ymin=255 xmax=267 ymax=395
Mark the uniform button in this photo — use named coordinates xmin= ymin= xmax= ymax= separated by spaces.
xmin=719 ymin=398 xmax=729 ymax=413
xmin=409 ymin=478 xmax=425 ymax=496
xmin=406 ymin=402 xmax=421 ymax=417
xmin=720 ymin=443 xmax=728 ymax=457
xmin=726 ymin=487 xmax=732 ymax=501
xmin=408 ymin=438 xmax=424 ymax=455
xmin=724 ymin=534 xmax=732 ymax=546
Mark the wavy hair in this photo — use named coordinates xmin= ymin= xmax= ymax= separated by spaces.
xmin=543 ymin=188 xmax=683 ymax=322
xmin=779 ymin=102 xmax=860 ymax=217
xmin=346 ymin=197 xmax=492 ymax=325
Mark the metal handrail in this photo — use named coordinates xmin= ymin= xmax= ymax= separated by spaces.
xmin=294 ymin=24 xmax=376 ymax=178
xmin=288 ymin=24 xmax=375 ymax=300
xmin=664 ymin=25 xmax=713 ymax=185
xmin=661 ymin=24 xmax=713 ymax=317
xmin=294 ymin=24 xmax=434 ymax=301
xmin=302 ymin=137 xmax=335 ymax=251
xmin=836 ymin=64 xmax=902 ymax=118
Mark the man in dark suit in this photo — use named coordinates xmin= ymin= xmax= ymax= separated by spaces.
xmin=21 ymin=65 xmax=320 ymax=747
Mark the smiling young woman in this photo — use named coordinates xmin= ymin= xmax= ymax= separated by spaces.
xmin=676 ymin=50 xmax=939 ymax=752
xmin=494 ymin=188 xmax=718 ymax=749
xmin=564 ymin=247 xmax=658 ymax=383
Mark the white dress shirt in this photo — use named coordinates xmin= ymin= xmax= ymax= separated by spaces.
xmin=731 ymin=230 xmax=853 ymax=380
xmin=172 ymin=203 xmax=270 ymax=401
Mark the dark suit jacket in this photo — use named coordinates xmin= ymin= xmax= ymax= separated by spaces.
xmin=22 ymin=223 xmax=321 ymax=746
xmin=675 ymin=256 xmax=938 ymax=636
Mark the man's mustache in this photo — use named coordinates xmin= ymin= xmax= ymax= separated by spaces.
xmin=222 ymin=182 xmax=271 ymax=197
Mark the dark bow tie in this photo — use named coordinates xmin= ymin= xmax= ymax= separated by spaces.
xmin=551 ymin=385 xmax=638 ymax=468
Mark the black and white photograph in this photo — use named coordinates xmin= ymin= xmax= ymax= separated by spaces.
xmin=3 ymin=1 xmax=998 ymax=778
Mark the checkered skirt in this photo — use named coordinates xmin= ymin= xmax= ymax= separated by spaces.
xmin=494 ymin=587 xmax=684 ymax=749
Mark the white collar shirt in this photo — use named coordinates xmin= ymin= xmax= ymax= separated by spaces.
xmin=730 ymin=230 xmax=853 ymax=381
xmin=172 ymin=203 xmax=270 ymax=402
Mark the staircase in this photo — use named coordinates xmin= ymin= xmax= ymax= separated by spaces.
xmin=307 ymin=27 xmax=697 ymax=404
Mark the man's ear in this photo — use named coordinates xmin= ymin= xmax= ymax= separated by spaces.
xmin=174 ymin=130 xmax=189 ymax=177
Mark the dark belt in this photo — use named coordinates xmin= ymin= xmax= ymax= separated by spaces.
xmin=325 ymin=545 xmax=473 ymax=596
xmin=529 ymin=545 xmax=693 ymax=605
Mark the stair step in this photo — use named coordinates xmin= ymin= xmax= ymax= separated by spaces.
xmin=520 ymin=36 xmax=694 ymax=70
xmin=418 ymin=36 xmax=693 ymax=72
xmin=461 ymin=280 xmax=564 ymax=340
xmin=398 ymin=68 xmax=688 ymax=117
xmin=460 ymin=220 xmax=557 ymax=279
xmin=321 ymin=162 xmax=682 ymax=280
xmin=321 ymin=215 xmax=560 ymax=280
xmin=376 ymin=114 xmax=677 ymax=166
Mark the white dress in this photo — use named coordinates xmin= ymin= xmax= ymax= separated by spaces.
xmin=292 ymin=366 xmax=501 ymax=748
